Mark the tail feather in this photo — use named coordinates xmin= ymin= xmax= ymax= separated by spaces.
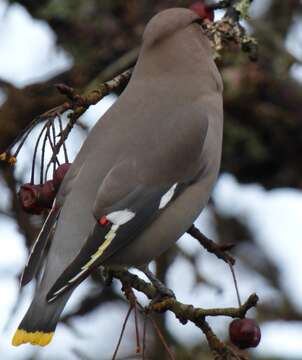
xmin=20 ymin=205 xmax=60 ymax=287
xmin=12 ymin=329 xmax=53 ymax=347
xmin=12 ymin=290 xmax=70 ymax=347
xmin=14 ymin=181 xmax=95 ymax=347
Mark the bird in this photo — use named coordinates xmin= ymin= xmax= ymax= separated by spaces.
xmin=12 ymin=7 xmax=223 ymax=347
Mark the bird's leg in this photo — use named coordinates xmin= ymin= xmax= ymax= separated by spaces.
xmin=101 ymin=267 xmax=114 ymax=286
xmin=142 ymin=266 xmax=175 ymax=300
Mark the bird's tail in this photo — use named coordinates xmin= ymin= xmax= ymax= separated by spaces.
xmin=12 ymin=290 xmax=70 ymax=347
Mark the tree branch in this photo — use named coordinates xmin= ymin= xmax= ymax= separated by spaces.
xmin=112 ymin=268 xmax=258 ymax=359
xmin=203 ymin=0 xmax=257 ymax=61
xmin=187 ymin=224 xmax=236 ymax=265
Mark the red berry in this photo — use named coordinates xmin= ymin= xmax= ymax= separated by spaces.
xmin=39 ymin=180 xmax=57 ymax=209
xmin=229 ymin=318 xmax=261 ymax=349
xmin=190 ymin=2 xmax=214 ymax=22
xmin=53 ymin=163 xmax=71 ymax=190
xmin=18 ymin=184 xmax=43 ymax=215
xmin=98 ymin=216 xmax=110 ymax=226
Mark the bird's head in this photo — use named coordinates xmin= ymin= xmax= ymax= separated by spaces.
xmin=135 ymin=7 xmax=222 ymax=95
xmin=142 ymin=6 xmax=213 ymax=48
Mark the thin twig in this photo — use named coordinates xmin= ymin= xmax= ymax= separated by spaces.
xmin=57 ymin=114 xmax=69 ymax=163
xmin=133 ymin=302 xmax=141 ymax=354
xmin=51 ymin=120 xmax=57 ymax=176
xmin=30 ymin=121 xmax=49 ymax=184
xmin=44 ymin=121 xmax=61 ymax=179
xmin=149 ymin=317 xmax=175 ymax=360
xmin=40 ymin=124 xmax=50 ymax=184
xmin=142 ymin=315 xmax=148 ymax=360
xmin=187 ymin=225 xmax=235 ymax=265
xmin=4 ymin=118 xmax=42 ymax=154
xmin=47 ymin=123 xmax=60 ymax=166
xmin=121 ymin=284 xmax=141 ymax=354
xmin=44 ymin=125 xmax=59 ymax=180
xmin=112 ymin=306 xmax=133 ymax=360
xmin=11 ymin=128 xmax=32 ymax=158
xmin=228 ymin=261 xmax=242 ymax=307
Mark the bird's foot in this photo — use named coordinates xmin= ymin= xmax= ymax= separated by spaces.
xmin=101 ymin=267 xmax=114 ymax=286
xmin=150 ymin=290 xmax=176 ymax=306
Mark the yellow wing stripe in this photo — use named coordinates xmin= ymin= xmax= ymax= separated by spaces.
xmin=50 ymin=225 xmax=121 ymax=301
xmin=12 ymin=329 xmax=54 ymax=347
xmin=82 ymin=225 xmax=118 ymax=270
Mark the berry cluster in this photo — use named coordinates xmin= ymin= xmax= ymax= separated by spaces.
xmin=18 ymin=163 xmax=71 ymax=214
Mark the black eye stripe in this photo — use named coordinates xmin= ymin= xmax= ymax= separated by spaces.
xmin=192 ymin=18 xmax=203 ymax=25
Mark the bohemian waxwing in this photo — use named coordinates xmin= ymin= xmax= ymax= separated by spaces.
xmin=13 ymin=7 xmax=223 ymax=346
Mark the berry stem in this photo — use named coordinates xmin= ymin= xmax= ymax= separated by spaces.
xmin=133 ymin=301 xmax=141 ymax=353
xmin=31 ymin=121 xmax=50 ymax=184
xmin=142 ymin=315 xmax=148 ymax=359
xmin=112 ymin=306 xmax=132 ymax=360
xmin=45 ymin=123 xmax=61 ymax=180
xmin=228 ymin=261 xmax=242 ymax=308
xmin=4 ymin=116 xmax=42 ymax=155
xmin=11 ymin=126 xmax=32 ymax=159
xmin=47 ymin=126 xmax=60 ymax=162
xmin=57 ymin=114 xmax=69 ymax=163
xmin=40 ymin=123 xmax=50 ymax=184
xmin=51 ymin=121 xmax=58 ymax=176
xmin=149 ymin=317 xmax=175 ymax=360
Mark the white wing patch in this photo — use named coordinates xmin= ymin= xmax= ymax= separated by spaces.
xmin=159 ymin=183 xmax=178 ymax=209
xmin=106 ymin=209 xmax=136 ymax=225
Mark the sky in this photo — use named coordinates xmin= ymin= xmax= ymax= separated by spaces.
xmin=0 ymin=0 xmax=302 ymax=359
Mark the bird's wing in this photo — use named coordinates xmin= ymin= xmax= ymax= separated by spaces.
xmin=47 ymin=100 xmax=210 ymax=302
xmin=46 ymin=180 xmax=187 ymax=302
xmin=20 ymin=203 xmax=61 ymax=287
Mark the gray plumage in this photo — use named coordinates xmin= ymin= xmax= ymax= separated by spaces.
xmin=13 ymin=7 xmax=223 ymax=346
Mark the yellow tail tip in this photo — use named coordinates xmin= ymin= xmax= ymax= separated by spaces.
xmin=12 ymin=329 xmax=54 ymax=347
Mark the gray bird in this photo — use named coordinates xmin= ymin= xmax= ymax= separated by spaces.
xmin=12 ymin=7 xmax=223 ymax=347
